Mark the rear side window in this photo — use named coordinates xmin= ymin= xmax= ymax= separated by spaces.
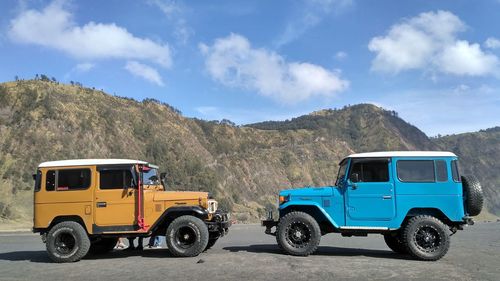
xmin=397 ymin=160 xmax=435 ymax=182
xmin=100 ymin=169 xmax=135 ymax=189
xmin=45 ymin=169 xmax=91 ymax=191
xmin=46 ymin=170 xmax=56 ymax=191
xmin=57 ymin=169 xmax=91 ymax=191
xmin=350 ymin=160 xmax=389 ymax=182
xmin=435 ymin=160 xmax=448 ymax=182
xmin=451 ymin=160 xmax=461 ymax=182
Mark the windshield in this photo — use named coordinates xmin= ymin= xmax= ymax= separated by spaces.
xmin=143 ymin=168 xmax=159 ymax=185
xmin=335 ymin=159 xmax=348 ymax=186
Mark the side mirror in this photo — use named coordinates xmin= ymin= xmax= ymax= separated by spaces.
xmin=350 ymin=173 xmax=360 ymax=183
xmin=32 ymin=174 xmax=37 ymax=181
xmin=160 ymin=172 xmax=167 ymax=190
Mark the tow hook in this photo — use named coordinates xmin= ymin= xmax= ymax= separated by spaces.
xmin=463 ymin=216 xmax=475 ymax=225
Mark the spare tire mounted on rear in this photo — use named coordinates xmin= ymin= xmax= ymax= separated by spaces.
xmin=461 ymin=175 xmax=483 ymax=216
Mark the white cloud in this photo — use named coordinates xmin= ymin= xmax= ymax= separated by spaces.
xmin=438 ymin=40 xmax=498 ymax=76
xmin=368 ymin=10 xmax=499 ymax=77
xmin=335 ymin=51 xmax=347 ymax=60
xmin=195 ymin=106 xmax=218 ymax=115
xmin=75 ymin=62 xmax=95 ymax=72
xmin=200 ymin=33 xmax=349 ymax=104
xmin=125 ymin=61 xmax=164 ymax=86
xmin=485 ymin=37 xmax=500 ymax=49
xmin=149 ymin=0 xmax=194 ymax=44
xmin=8 ymin=0 xmax=172 ymax=67
xmin=275 ymin=0 xmax=353 ymax=47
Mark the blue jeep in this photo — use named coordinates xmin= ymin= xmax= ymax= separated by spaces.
xmin=262 ymin=151 xmax=484 ymax=261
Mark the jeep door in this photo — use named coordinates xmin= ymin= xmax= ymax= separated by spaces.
xmin=93 ymin=165 xmax=137 ymax=231
xmin=345 ymin=158 xmax=396 ymax=223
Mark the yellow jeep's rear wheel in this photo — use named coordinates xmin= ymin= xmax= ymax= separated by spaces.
xmin=166 ymin=215 xmax=209 ymax=257
xmin=46 ymin=221 xmax=90 ymax=263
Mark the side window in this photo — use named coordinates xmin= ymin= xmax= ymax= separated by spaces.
xmin=451 ymin=160 xmax=461 ymax=182
xmin=34 ymin=170 xmax=42 ymax=192
xmin=57 ymin=169 xmax=91 ymax=191
xmin=397 ymin=160 xmax=435 ymax=182
xmin=46 ymin=170 xmax=56 ymax=191
xmin=435 ymin=160 xmax=448 ymax=182
xmin=100 ymin=169 xmax=134 ymax=190
xmin=350 ymin=160 xmax=389 ymax=182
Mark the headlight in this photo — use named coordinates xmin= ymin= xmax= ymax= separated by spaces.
xmin=279 ymin=194 xmax=290 ymax=205
xmin=207 ymin=199 xmax=218 ymax=213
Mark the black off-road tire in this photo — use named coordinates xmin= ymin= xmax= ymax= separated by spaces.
xmin=46 ymin=221 xmax=91 ymax=263
xmin=89 ymin=237 xmax=118 ymax=255
xmin=276 ymin=211 xmax=321 ymax=256
xmin=461 ymin=175 xmax=484 ymax=216
xmin=166 ymin=215 xmax=209 ymax=257
xmin=204 ymin=238 xmax=218 ymax=251
xmin=402 ymin=216 xmax=450 ymax=261
xmin=383 ymin=232 xmax=407 ymax=254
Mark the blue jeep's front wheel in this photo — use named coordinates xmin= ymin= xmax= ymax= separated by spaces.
xmin=276 ymin=211 xmax=321 ymax=256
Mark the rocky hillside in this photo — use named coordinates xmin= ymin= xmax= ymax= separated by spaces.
xmin=0 ymin=80 xmax=498 ymax=225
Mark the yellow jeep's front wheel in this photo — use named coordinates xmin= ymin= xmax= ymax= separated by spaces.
xmin=166 ymin=215 xmax=209 ymax=257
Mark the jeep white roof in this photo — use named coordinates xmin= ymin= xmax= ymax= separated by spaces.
xmin=38 ymin=159 xmax=157 ymax=168
xmin=348 ymin=151 xmax=457 ymax=158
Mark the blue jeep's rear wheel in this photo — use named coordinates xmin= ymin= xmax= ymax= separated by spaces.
xmin=402 ymin=215 xmax=450 ymax=261
xmin=276 ymin=211 xmax=321 ymax=256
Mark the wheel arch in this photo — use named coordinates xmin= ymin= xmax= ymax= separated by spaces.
xmin=45 ymin=215 xmax=89 ymax=234
xmin=402 ymin=208 xmax=454 ymax=227
xmin=150 ymin=205 xmax=209 ymax=235
xmin=280 ymin=203 xmax=338 ymax=233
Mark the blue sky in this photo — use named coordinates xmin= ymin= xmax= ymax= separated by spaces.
xmin=0 ymin=0 xmax=499 ymax=136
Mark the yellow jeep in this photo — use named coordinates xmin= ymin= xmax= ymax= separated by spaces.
xmin=32 ymin=159 xmax=230 ymax=262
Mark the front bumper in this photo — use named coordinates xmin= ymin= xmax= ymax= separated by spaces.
xmin=206 ymin=210 xmax=231 ymax=238
xmin=261 ymin=211 xmax=278 ymax=236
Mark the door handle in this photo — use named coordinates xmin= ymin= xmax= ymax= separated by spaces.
xmin=351 ymin=184 xmax=357 ymax=190
xmin=96 ymin=202 xmax=107 ymax=208
xmin=128 ymin=190 xmax=134 ymax=196
xmin=382 ymin=195 xmax=392 ymax=200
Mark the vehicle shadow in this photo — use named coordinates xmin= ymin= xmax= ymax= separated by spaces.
xmin=0 ymin=251 xmax=52 ymax=263
xmin=0 ymin=249 xmax=175 ymax=263
xmin=223 ymin=244 xmax=410 ymax=260
xmin=85 ymin=249 xmax=175 ymax=260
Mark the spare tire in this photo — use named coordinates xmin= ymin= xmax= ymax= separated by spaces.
xmin=461 ymin=175 xmax=483 ymax=216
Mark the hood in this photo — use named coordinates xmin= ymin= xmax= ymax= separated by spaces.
xmin=279 ymin=186 xmax=334 ymax=197
xmin=153 ymin=191 xmax=208 ymax=201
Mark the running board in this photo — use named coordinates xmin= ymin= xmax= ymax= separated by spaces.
xmin=339 ymin=226 xmax=389 ymax=230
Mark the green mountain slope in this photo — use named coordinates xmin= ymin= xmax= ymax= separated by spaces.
xmin=0 ymin=80 xmax=498 ymax=225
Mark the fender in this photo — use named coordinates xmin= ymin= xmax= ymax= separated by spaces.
xmin=280 ymin=201 xmax=340 ymax=228
xmin=148 ymin=205 xmax=209 ymax=233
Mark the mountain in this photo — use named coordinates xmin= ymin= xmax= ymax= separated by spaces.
xmin=0 ymin=80 xmax=498 ymax=225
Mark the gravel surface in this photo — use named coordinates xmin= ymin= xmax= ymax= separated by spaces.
xmin=0 ymin=222 xmax=499 ymax=281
